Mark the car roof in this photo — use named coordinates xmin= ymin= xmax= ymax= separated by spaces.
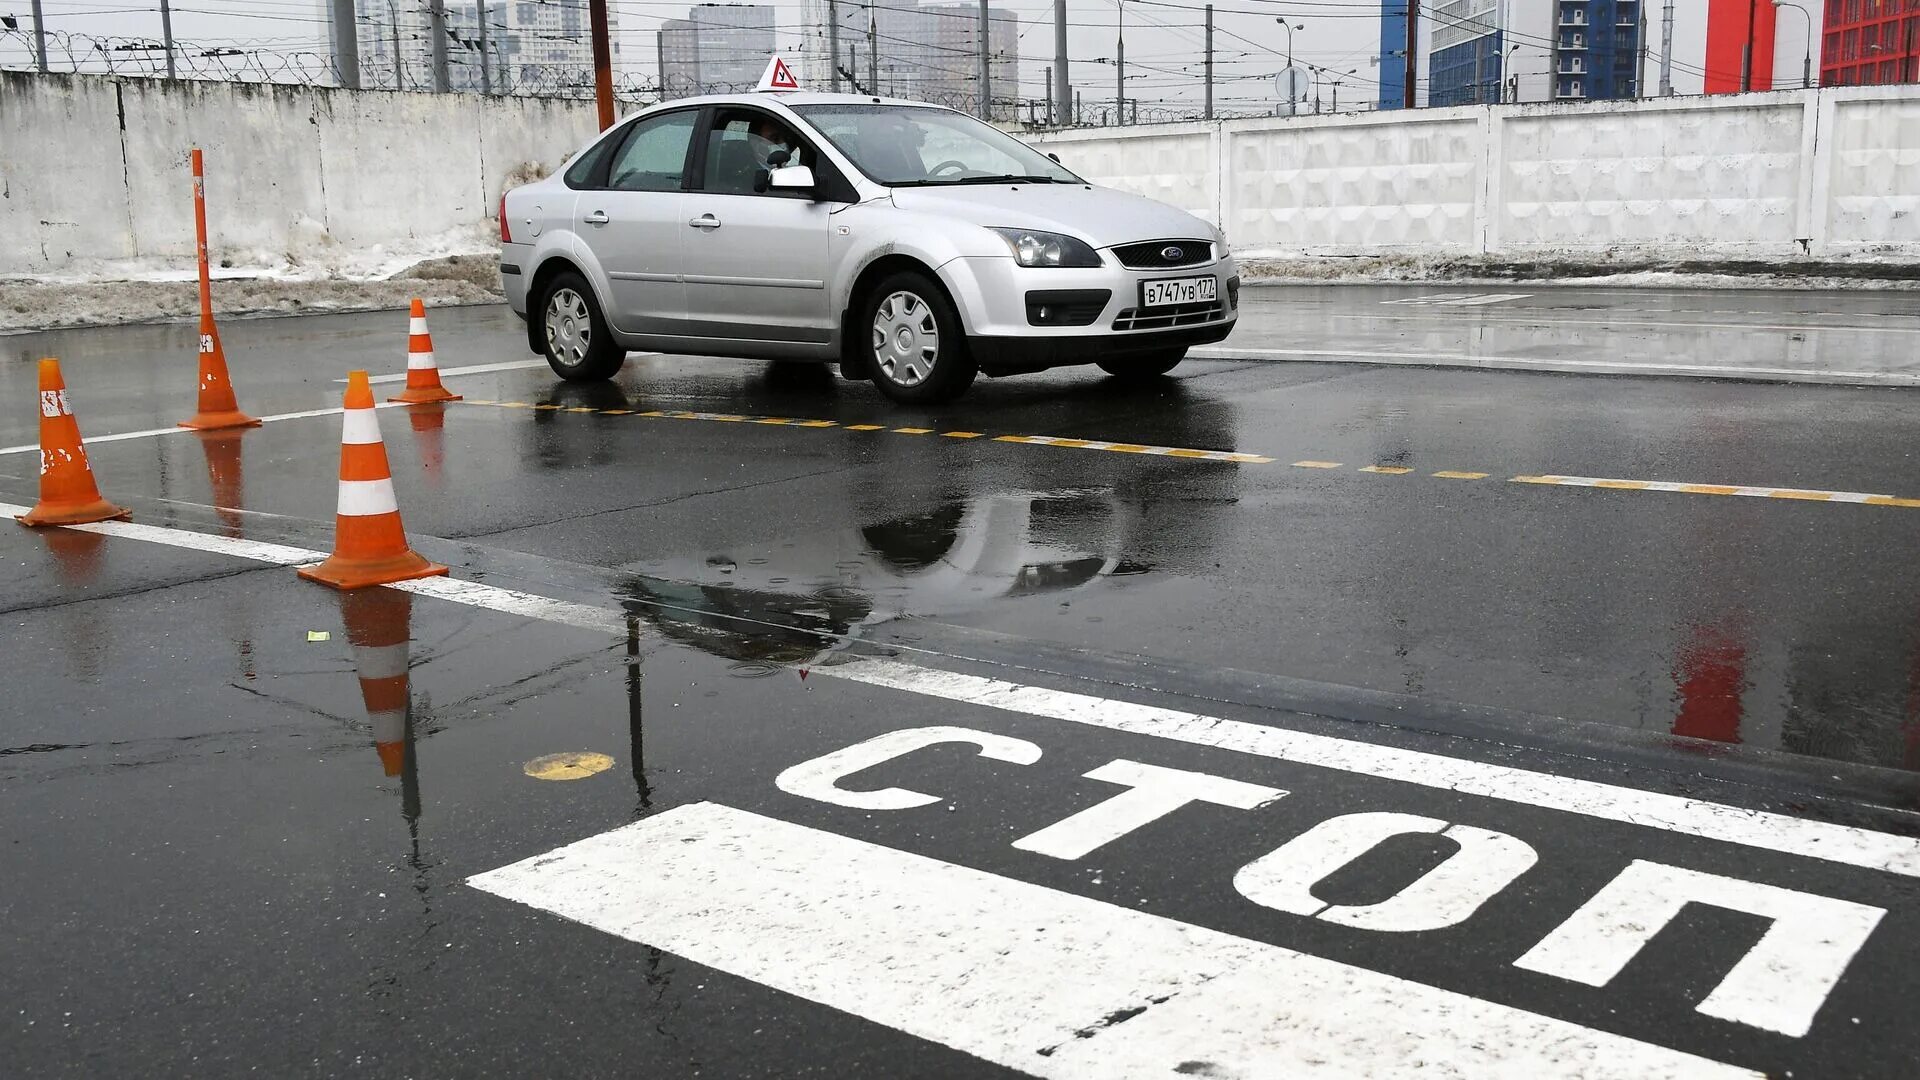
xmin=635 ymin=91 xmax=955 ymax=115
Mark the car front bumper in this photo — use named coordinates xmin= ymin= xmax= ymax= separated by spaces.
xmin=937 ymin=253 xmax=1239 ymax=371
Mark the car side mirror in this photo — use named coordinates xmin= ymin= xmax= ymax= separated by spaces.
xmin=768 ymin=164 xmax=815 ymax=192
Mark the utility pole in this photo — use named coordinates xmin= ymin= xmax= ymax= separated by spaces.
xmin=1403 ymin=0 xmax=1419 ymax=109
xmin=1636 ymin=7 xmax=1648 ymax=96
xmin=977 ymin=0 xmax=991 ymax=120
xmin=29 ymin=0 xmax=47 ymax=73
xmin=159 ymin=0 xmax=176 ymax=78
xmin=1044 ymin=63 xmax=1053 ymax=125
xmin=1055 ymin=0 xmax=1070 ymax=132
xmin=388 ymin=0 xmax=403 ymax=89
xmin=867 ymin=6 xmax=877 ymax=96
xmin=328 ymin=0 xmax=359 ymax=88
xmin=476 ymin=0 xmax=491 ymax=94
xmin=429 ymin=0 xmax=450 ymax=92
xmin=1660 ymin=0 xmax=1674 ymax=94
xmin=828 ymin=0 xmax=841 ymax=91
xmin=656 ymin=30 xmax=668 ymax=100
xmin=1116 ymin=0 xmax=1125 ymax=126
xmin=1741 ymin=0 xmax=1757 ymax=91
xmin=590 ymin=0 xmax=615 ymax=129
xmin=1204 ymin=4 xmax=1213 ymax=120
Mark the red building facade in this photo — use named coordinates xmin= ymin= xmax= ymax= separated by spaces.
xmin=1823 ymin=0 xmax=1920 ymax=85
xmin=1706 ymin=0 xmax=1779 ymax=92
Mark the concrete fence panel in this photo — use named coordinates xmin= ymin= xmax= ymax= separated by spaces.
xmin=0 ymin=73 xmax=135 ymax=272
xmin=1823 ymin=89 xmax=1920 ymax=252
xmin=1037 ymin=123 xmax=1216 ymax=224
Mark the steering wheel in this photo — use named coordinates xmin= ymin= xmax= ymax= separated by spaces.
xmin=928 ymin=159 xmax=971 ymax=178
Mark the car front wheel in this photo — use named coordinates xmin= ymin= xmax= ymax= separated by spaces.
xmin=1097 ymin=348 xmax=1185 ymax=380
xmin=540 ymin=272 xmax=625 ymax=381
xmin=861 ymin=272 xmax=977 ymax=404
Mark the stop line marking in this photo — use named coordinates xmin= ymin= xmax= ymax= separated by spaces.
xmin=469 ymin=801 xmax=1757 ymax=1080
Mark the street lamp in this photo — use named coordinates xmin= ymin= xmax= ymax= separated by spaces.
xmin=1773 ymin=0 xmax=1812 ymax=89
xmin=1274 ymin=16 xmax=1303 ymax=115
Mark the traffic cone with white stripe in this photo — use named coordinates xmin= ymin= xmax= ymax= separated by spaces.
xmin=298 ymin=370 xmax=448 ymax=590
xmin=389 ymin=299 xmax=462 ymax=405
xmin=343 ymin=587 xmax=413 ymax=776
xmin=16 ymin=358 xmax=131 ymax=527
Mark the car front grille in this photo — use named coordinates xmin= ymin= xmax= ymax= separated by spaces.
xmin=1111 ymin=239 xmax=1214 ymax=270
xmin=1113 ymin=301 xmax=1228 ymax=331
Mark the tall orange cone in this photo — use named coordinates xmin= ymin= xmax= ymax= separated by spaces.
xmin=179 ymin=148 xmax=260 ymax=432
xmin=16 ymin=358 xmax=132 ymax=527
xmin=390 ymin=299 xmax=462 ymax=404
xmin=297 ymin=371 xmax=448 ymax=590
xmin=343 ymin=588 xmax=414 ymax=777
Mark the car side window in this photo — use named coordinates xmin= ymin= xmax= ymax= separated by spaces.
xmin=606 ymin=111 xmax=697 ymax=193
xmin=700 ymin=109 xmax=813 ymax=197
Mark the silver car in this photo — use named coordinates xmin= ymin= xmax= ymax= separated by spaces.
xmin=500 ymin=92 xmax=1239 ymax=404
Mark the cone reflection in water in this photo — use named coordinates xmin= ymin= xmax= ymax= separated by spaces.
xmin=195 ymin=429 xmax=248 ymax=536
xmin=17 ymin=358 xmax=131 ymax=527
xmin=406 ymin=402 xmax=448 ymax=485
xmin=178 ymin=148 xmax=260 ymax=432
xmin=40 ymin=527 xmax=109 ymax=586
xmin=298 ymin=370 xmax=448 ymax=590
xmin=343 ymin=587 xmax=413 ymax=777
xmin=389 ymin=298 xmax=462 ymax=405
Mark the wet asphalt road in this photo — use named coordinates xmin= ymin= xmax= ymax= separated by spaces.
xmin=7 ymin=285 xmax=1920 ymax=1078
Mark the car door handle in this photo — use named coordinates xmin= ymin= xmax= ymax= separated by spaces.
xmin=583 ymin=210 xmax=609 ymax=225
xmin=688 ymin=214 xmax=721 ymax=230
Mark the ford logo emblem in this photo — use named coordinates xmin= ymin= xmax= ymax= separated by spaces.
xmin=1161 ymin=246 xmax=1185 ymax=261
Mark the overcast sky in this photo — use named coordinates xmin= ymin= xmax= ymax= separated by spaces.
xmin=2 ymin=1 xmax=1815 ymax=113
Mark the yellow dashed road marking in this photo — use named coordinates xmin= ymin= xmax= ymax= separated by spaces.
xmin=449 ymin=401 xmax=1920 ymax=506
xmin=564 ymin=407 xmax=597 ymax=413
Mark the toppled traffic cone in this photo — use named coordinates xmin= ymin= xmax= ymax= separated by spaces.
xmin=297 ymin=371 xmax=448 ymax=590
xmin=389 ymin=299 xmax=462 ymax=405
xmin=343 ymin=587 xmax=414 ymax=776
xmin=16 ymin=358 xmax=132 ymax=527
xmin=178 ymin=148 xmax=261 ymax=432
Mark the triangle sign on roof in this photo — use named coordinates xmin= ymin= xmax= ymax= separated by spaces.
xmin=757 ymin=55 xmax=800 ymax=92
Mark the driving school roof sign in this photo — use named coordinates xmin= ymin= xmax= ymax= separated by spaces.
xmin=757 ymin=56 xmax=800 ymax=93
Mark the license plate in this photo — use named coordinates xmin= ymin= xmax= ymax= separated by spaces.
xmin=1142 ymin=276 xmax=1216 ymax=308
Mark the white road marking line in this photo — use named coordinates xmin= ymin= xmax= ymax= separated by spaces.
xmin=14 ymin=507 xmax=1920 ymax=878
xmin=1193 ymin=346 xmax=1920 ymax=385
xmin=0 ymin=402 xmax=408 ymax=457
xmin=1381 ymin=293 xmax=1534 ymax=307
xmin=344 ymin=360 xmax=547 ymax=384
xmin=1338 ymin=312 xmax=1920 ymax=335
xmin=470 ymin=801 xmax=1757 ymax=1080
xmin=1512 ymin=474 xmax=1894 ymax=504
xmin=827 ymin=659 xmax=1920 ymax=877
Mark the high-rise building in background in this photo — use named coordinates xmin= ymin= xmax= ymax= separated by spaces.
xmin=1704 ymin=0 xmax=1775 ymax=92
xmin=1427 ymin=1 xmax=1555 ymax=106
xmin=323 ymin=0 xmax=618 ymax=93
xmin=1818 ymin=0 xmax=1918 ymax=86
xmin=1378 ymin=1 xmax=1409 ymax=109
xmin=1551 ymin=1 xmax=1645 ymax=101
xmin=829 ymin=1 xmax=1020 ymax=116
xmin=660 ymin=4 xmax=777 ymax=96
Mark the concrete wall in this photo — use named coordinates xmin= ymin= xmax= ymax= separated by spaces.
xmin=0 ymin=72 xmax=600 ymax=275
xmin=1034 ymin=86 xmax=1920 ymax=261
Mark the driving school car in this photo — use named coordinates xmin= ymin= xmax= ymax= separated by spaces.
xmin=500 ymin=74 xmax=1239 ymax=404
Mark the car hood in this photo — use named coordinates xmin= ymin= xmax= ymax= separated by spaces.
xmin=888 ymin=184 xmax=1214 ymax=248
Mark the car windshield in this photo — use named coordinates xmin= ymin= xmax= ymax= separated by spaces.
xmin=793 ymin=104 xmax=1081 ymax=186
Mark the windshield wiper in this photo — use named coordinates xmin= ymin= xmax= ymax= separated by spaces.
xmin=891 ymin=174 xmax=1060 ymax=187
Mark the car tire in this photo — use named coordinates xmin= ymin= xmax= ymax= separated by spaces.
xmin=538 ymin=272 xmax=625 ymax=382
xmin=860 ymin=272 xmax=977 ymax=405
xmin=1097 ymin=349 xmax=1186 ymax=379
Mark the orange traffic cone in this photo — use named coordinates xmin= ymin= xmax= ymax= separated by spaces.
xmin=179 ymin=148 xmax=261 ymax=431
xmin=389 ymin=299 xmax=462 ymax=405
xmin=343 ymin=587 xmax=414 ymax=776
xmin=297 ymin=371 xmax=448 ymax=590
xmin=16 ymin=358 xmax=132 ymax=528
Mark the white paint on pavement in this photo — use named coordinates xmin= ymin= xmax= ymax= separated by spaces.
xmin=469 ymin=801 xmax=1759 ymax=1080
xmin=827 ymin=659 xmax=1920 ymax=878
xmin=1234 ymin=811 xmax=1539 ymax=932
xmin=774 ymin=726 xmax=1043 ymax=810
xmin=348 ymin=360 xmax=548 ymax=384
xmin=1010 ymin=758 xmax=1285 ymax=861
xmin=1191 ymin=346 xmax=1920 ymax=386
xmin=0 ymin=402 xmax=409 ymax=456
xmin=1514 ymin=860 xmax=1886 ymax=1037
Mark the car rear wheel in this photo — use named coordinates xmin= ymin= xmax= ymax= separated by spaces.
xmin=540 ymin=272 xmax=625 ymax=382
xmin=862 ymin=272 xmax=976 ymax=404
xmin=1097 ymin=349 xmax=1186 ymax=380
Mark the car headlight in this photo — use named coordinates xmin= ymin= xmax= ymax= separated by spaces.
xmin=987 ymin=228 xmax=1102 ymax=268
